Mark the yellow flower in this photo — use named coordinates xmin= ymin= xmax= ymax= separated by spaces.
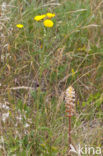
xmin=43 ymin=19 xmax=54 ymax=27
xmin=16 ymin=24 xmax=24 ymax=28
xmin=71 ymin=68 xmax=75 ymax=77
xmin=34 ymin=15 xmax=46 ymax=21
xmin=51 ymin=146 xmax=58 ymax=151
xmin=40 ymin=144 xmax=46 ymax=148
xmin=46 ymin=13 xmax=55 ymax=18
xmin=77 ymin=46 xmax=86 ymax=51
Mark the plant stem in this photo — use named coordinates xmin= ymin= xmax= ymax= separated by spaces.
xmin=68 ymin=116 xmax=71 ymax=156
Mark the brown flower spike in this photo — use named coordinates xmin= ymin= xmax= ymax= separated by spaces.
xmin=65 ymin=86 xmax=75 ymax=156
xmin=65 ymin=86 xmax=75 ymax=117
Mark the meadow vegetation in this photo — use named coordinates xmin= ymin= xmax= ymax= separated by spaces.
xmin=0 ymin=0 xmax=103 ymax=155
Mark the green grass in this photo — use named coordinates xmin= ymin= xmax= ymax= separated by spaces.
xmin=0 ymin=0 xmax=103 ymax=155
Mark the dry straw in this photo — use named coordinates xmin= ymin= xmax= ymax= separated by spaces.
xmin=65 ymin=86 xmax=76 ymax=156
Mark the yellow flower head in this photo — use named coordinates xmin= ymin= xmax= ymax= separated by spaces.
xmin=16 ymin=24 xmax=24 ymax=28
xmin=34 ymin=15 xmax=46 ymax=21
xmin=46 ymin=13 xmax=55 ymax=18
xmin=43 ymin=19 xmax=54 ymax=28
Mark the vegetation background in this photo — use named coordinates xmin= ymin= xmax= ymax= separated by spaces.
xmin=0 ymin=0 xmax=103 ymax=155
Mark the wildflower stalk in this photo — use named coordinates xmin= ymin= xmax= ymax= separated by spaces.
xmin=65 ymin=86 xmax=75 ymax=156
xmin=69 ymin=114 xmax=71 ymax=148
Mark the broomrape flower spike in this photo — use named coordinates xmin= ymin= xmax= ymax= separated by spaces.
xmin=43 ymin=19 xmax=54 ymax=28
xmin=34 ymin=15 xmax=46 ymax=21
xmin=46 ymin=13 xmax=55 ymax=18
xmin=16 ymin=24 xmax=24 ymax=28
xmin=65 ymin=86 xmax=75 ymax=117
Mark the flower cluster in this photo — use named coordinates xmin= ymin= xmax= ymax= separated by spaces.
xmin=65 ymin=86 xmax=75 ymax=116
xmin=34 ymin=13 xmax=55 ymax=27
xmin=16 ymin=13 xmax=55 ymax=29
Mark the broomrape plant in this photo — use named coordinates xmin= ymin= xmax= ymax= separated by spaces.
xmin=65 ymin=86 xmax=76 ymax=156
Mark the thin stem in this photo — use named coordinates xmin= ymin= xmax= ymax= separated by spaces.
xmin=68 ymin=116 xmax=71 ymax=156
xmin=69 ymin=116 xmax=71 ymax=145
